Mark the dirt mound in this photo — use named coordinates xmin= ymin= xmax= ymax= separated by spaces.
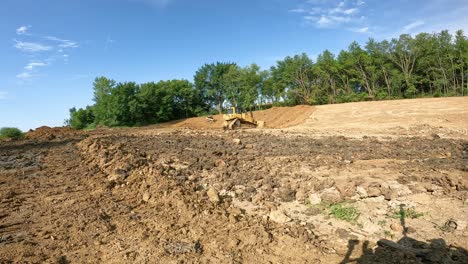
xmin=25 ymin=126 xmax=82 ymax=140
xmin=169 ymin=105 xmax=314 ymax=129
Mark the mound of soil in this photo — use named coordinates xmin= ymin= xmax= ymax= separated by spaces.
xmin=170 ymin=105 xmax=315 ymax=129
xmin=25 ymin=126 xmax=82 ymax=140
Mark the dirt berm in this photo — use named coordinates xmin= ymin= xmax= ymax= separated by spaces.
xmin=164 ymin=104 xmax=315 ymax=129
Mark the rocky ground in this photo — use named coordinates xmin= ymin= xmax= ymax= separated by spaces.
xmin=1 ymin=98 xmax=467 ymax=263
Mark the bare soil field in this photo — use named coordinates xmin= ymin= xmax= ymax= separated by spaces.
xmin=1 ymin=97 xmax=467 ymax=263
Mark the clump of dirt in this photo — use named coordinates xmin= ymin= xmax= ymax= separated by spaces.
xmin=169 ymin=105 xmax=315 ymax=129
xmin=25 ymin=126 xmax=82 ymax=140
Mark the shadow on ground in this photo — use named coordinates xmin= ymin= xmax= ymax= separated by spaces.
xmin=340 ymin=205 xmax=468 ymax=264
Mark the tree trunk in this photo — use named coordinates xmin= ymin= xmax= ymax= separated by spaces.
xmin=382 ymin=67 xmax=391 ymax=96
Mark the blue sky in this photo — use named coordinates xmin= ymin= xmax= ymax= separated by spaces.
xmin=1 ymin=0 xmax=467 ymax=131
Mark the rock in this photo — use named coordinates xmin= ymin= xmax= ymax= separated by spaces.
xmin=107 ymin=174 xmax=124 ymax=183
xmin=207 ymin=187 xmax=220 ymax=204
xmin=164 ymin=241 xmax=202 ymax=254
xmin=382 ymin=189 xmax=398 ymax=201
xmin=335 ymin=181 xmax=356 ymax=198
xmin=405 ymin=226 xmax=416 ymax=234
xmin=320 ymin=187 xmax=342 ymax=204
xmin=269 ymin=210 xmax=291 ymax=224
xmin=278 ymin=187 xmax=296 ymax=202
xmin=308 ymin=193 xmax=322 ymax=205
xmin=367 ymin=185 xmax=382 ymax=197
xmin=142 ymin=192 xmax=151 ymax=202
xmin=233 ymin=138 xmax=241 ymax=145
xmin=431 ymin=133 xmax=440 ymax=139
xmin=295 ymin=189 xmax=307 ymax=202
xmin=219 ymin=189 xmax=235 ymax=198
xmin=388 ymin=181 xmax=412 ymax=197
xmin=356 ymin=186 xmax=368 ymax=198
xmin=214 ymin=159 xmax=226 ymax=167
xmin=245 ymin=144 xmax=254 ymax=149
xmin=390 ymin=223 xmax=404 ymax=233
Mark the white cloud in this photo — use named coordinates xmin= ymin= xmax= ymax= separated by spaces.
xmin=24 ymin=62 xmax=47 ymax=70
xmin=294 ymin=0 xmax=366 ymax=29
xmin=45 ymin=36 xmax=79 ymax=48
xmin=289 ymin=8 xmax=307 ymax=13
xmin=14 ymin=40 xmax=52 ymax=52
xmin=13 ymin=26 xmax=81 ymax=81
xmin=351 ymin=26 xmax=369 ymax=33
xmin=344 ymin=8 xmax=358 ymax=15
xmin=402 ymin=20 xmax=425 ymax=33
xmin=16 ymin=25 xmax=30 ymax=35
xmin=16 ymin=72 xmax=34 ymax=79
xmin=0 ymin=91 xmax=7 ymax=100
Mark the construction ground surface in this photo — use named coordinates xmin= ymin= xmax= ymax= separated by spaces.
xmin=1 ymin=97 xmax=467 ymax=263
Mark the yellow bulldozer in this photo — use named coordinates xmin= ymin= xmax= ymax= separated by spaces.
xmin=222 ymin=107 xmax=264 ymax=130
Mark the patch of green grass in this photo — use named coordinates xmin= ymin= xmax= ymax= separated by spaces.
xmin=0 ymin=127 xmax=23 ymax=140
xmin=83 ymin=124 xmax=97 ymax=131
xmin=378 ymin=220 xmax=387 ymax=227
xmin=329 ymin=203 xmax=360 ymax=223
xmin=391 ymin=207 xmax=424 ymax=219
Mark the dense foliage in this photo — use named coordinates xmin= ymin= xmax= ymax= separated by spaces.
xmin=0 ymin=127 xmax=23 ymax=139
xmin=69 ymin=30 xmax=468 ymax=129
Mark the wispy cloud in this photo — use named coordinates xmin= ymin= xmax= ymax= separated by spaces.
xmin=14 ymin=40 xmax=53 ymax=53
xmin=24 ymin=61 xmax=47 ymax=70
xmin=350 ymin=26 xmax=369 ymax=34
xmin=16 ymin=25 xmax=31 ymax=35
xmin=292 ymin=0 xmax=366 ymax=29
xmin=402 ymin=20 xmax=425 ymax=33
xmin=16 ymin=72 xmax=35 ymax=79
xmin=0 ymin=91 xmax=7 ymax=100
xmin=13 ymin=26 xmax=79 ymax=80
xmin=289 ymin=8 xmax=307 ymax=13
xmin=45 ymin=36 xmax=79 ymax=48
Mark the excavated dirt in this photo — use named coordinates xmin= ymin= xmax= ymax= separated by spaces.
xmin=1 ymin=98 xmax=468 ymax=263
xmin=164 ymin=105 xmax=315 ymax=129
xmin=25 ymin=126 xmax=83 ymax=141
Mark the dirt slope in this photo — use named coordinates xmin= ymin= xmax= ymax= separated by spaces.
xmin=289 ymin=97 xmax=468 ymax=139
xmin=166 ymin=105 xmax=315 ymax=129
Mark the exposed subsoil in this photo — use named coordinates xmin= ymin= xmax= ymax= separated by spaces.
xmin=165 ymin=105 xmax=315 ymax=130
xmin=1 ymin=98 xmax=467 ymax=263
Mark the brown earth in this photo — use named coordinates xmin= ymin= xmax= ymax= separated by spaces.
xmin=1 ymin=97 xmax=467 ymax=264
xmin=165 ymin=104 xmax=315 ymax=129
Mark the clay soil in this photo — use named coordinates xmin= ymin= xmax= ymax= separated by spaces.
xmin=1 ymin=98 xmax=467 ymax=263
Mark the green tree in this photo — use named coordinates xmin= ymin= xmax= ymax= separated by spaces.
xmin=316 ymin=50 xmax=339 ymax=103
xmin=68 ymin=106 xmax=95 ymax=129
xmin=194 ymin=62 xmax=237 ymax=114
xmin=93 ymin=76 xmax=116 ymax=125
xmin=388 ymin=35 xmax=420 ymax=97
xmin=270 ymin=53 xmax=316 ymax=104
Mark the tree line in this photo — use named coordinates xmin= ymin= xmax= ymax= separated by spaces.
xmin=68 ymin=29 xmax=468 ymax=129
